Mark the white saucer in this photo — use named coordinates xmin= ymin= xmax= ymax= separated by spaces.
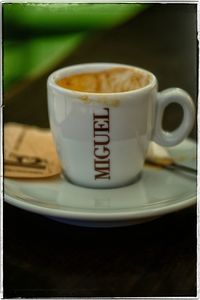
xmin=4 ymin=139 xmax=196 ymax=227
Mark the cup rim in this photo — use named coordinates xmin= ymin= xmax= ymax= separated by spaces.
xmin=47 ymin=62 xmax=157 ymax=96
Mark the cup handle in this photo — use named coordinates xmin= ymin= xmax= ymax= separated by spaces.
xmin=153 ymin=88 xmax=195 ymax=147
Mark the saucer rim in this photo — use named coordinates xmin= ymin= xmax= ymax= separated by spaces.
xmin=5 ymin=192 xmax=196 ymax=222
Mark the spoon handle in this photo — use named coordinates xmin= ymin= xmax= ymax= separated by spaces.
xmin=170 ymin=162 xmax=197 ymax=174
xmin=146 ymin=159 xmax=197 ymax=174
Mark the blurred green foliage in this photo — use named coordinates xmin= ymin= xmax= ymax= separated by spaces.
xmin=4 ymin=34 xmax=86 ymax=90
xmin=3 ymin=4 xmax=149 ymax=91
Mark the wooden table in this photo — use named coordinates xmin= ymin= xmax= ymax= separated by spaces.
xmin=4 ymin=4 xmax=197 ymax=297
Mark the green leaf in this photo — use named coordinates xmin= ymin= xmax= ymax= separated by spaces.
xmin=4 ymin=4 xmax=148 ymax=34
xmin=4 ymin=33 xmax=86 ymax=89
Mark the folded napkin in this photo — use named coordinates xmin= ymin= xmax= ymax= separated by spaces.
xmin=4 ymin=123 xmax=61 ymax=178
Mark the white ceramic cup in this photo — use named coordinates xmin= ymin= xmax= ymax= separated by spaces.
xmin=47 ymin=63 xmax=195 ymax=188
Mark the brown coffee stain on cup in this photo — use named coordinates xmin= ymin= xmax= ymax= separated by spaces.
xmin=79 ymin=95 xmax=91 ymax=104
xmin=95 ymin=98 xmax=120 ymax=107
xmin=79 ymin=95 xmax=120 ymax=107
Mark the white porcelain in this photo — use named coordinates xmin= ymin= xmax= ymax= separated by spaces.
xmin=47 ymin=63 xmax=195 ymax=189
xmin=4 ymin=139 xmax=196 ymax=228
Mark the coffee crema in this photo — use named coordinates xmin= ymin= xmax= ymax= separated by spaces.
xmin=56 ymin=67 xmax=150 ymax=93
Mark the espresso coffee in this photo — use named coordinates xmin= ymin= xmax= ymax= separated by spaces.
xmin=56 ymin=67 xmax=150 ymax=93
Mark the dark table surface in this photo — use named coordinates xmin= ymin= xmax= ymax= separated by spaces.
xmin=3 ymin=4 xmax=197 ymax=298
